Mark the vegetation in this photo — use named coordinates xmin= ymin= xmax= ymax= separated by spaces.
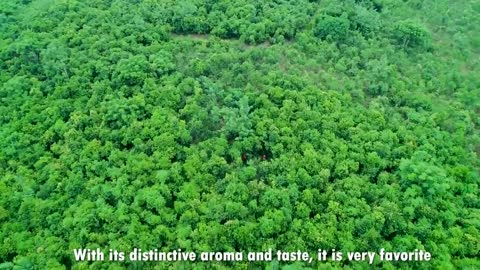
xmin=0 ymin=0 xmax=479 ymax=269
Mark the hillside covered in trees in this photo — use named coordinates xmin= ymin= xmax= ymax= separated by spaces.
xmin=0 ymin=0 xmax=479 ymax=269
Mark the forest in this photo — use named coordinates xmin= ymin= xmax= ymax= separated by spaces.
xmin=0 ymin=0 xmax=479 ymax=269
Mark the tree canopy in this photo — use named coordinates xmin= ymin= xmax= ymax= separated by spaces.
xmin=0 ymin=0 xmax=479 ymax=269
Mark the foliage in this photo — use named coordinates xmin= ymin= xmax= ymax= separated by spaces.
xmin=392 ymin=20 xmax=431 ymax=50
xmin=0 ymin=0 xmax=479 ymax=269
xmin=313 ymin=14 xmax=351 ymax=43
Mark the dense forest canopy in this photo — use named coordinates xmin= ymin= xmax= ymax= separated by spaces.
xmin=0 ymin=0 xmax=479 ymax=269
